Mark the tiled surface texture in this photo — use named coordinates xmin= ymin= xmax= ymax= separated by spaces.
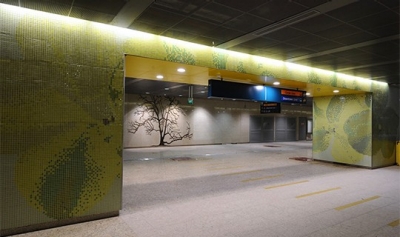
xmin=2 ymin=5 xmax=397 ymax=232
xmin=12 ymin=142 xmax=400 ymax=236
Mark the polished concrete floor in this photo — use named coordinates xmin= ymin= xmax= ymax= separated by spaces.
xmin=14 ymin=142 xmax=400 ymax=237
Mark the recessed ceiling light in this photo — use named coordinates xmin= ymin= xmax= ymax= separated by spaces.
xmin=177 ymin=68 xmax=185 ymax=73
xmin=273 ymin=82 xmax=280 ymax=85
xmin=145 ymin=92 xmax=150 ymax=94
xmin=165 ymin=88 xmax=169 ymax=90
xmin=156 ymin=75 xmax=164 ymax=79
xmin=333 ymin=90 xmax=339 ymax=93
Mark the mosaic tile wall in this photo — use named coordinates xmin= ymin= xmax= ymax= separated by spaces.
xmin=0 ymin=6 xmax=123 ymax=234
xmin=371 ymin=86 xmax=399 ymax=168
xmin=313 ymin=94 xmax=373 ymax=167
xmin=313 ymin=90 xmax=398 ymax=168
xmin=0 ymin=3 xmax=397 ymax=234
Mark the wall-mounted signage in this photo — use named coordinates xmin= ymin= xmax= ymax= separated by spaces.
xmin=260 ymin=102 xmax=281 ymax=114
xmin=208 ymin=79 xmax=306 ymax=104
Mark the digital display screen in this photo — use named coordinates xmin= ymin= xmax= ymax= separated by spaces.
xmin=208 ymin=79 xmax=306 ymax=104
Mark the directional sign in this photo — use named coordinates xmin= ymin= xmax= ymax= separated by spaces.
xmin=260 ymin=102 xmax=281 ymax=114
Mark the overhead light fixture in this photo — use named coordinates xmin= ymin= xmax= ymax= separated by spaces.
xmin=306 ymin=92 xmax=311 ymax=96
xmin=177 ymin=68 xmax=185 ymax=73
xmin=165 ymin=88 xmax=169 ymax=90
xmin=273 ymin=82 xmax=280 ymax=85
xmin=156 ymin=75 xmax=164 ymax=79
xmin=333 ymin=90 xmax=339 ymax=93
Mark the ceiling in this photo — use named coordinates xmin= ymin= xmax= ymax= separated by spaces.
xmin=3 ymin=0 xmax=399 ymax=87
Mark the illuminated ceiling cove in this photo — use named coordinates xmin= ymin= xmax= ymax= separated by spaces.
xmin=2 ymin=0 xmax=398 ymax=86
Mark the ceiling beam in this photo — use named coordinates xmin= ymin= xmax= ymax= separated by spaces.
xmin=217 ymin=0 xmax=359 ymax=49
xmin=110 ymin=0 xmax=154 ymax=28
xmin=336 ymin=60 xmax=400 ymax=72
xmin=289 ymin=34 xmax=400 ymax=62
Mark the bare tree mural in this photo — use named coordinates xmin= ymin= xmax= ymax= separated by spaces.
xmin=127 ymin=95 xmax=193 ymax=146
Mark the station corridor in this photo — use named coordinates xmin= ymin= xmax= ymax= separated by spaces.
xmin=14 ymin=142 xmax=400 ymax=237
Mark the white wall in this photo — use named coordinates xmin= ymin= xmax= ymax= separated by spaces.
xmin=124 ymin=94 xmax=313 ymax=148
xmin=123 ymin=94 xmax=259 ymax=148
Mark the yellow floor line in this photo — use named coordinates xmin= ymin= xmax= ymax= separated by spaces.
xmin=265 ymin=180 xmax=308 ymax=190
xmin=208 ymin=166 xmax=244 ymax=171
xmin=296 ymin=187 xmax=341 ymax=198
xmin=388 ymin=219 xmax=399 ymax=227
xmin=222 ymin=169 xmax=265 ymax=176
xmin=334 ymin=195 xmax=380 ymax=211
xmin=242 ymin=174 xmax=282 ymax=183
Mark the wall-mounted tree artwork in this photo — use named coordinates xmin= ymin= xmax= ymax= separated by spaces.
xmin=127 ymin=95 xmax=193 ymax=146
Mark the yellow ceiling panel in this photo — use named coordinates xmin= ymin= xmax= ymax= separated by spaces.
xmin=125 ymin=55 xmax=367 ymax=97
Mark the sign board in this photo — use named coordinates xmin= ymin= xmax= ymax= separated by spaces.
xmin=260 ymin=102 xmax=281 ymax=114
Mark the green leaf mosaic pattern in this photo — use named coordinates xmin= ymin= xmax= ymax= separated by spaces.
xmin=212 ymin=51 xmax=228 ymax=69
xmin=308 ymin=72 xmax=321 ymax=84
xmin=1 ymin=8 xmax=123 ymax=231
xmin=0 ymin=4 xmax=397 ymax=234
xmin=313 ymin=94 xmax=372 ymax=166
xmin=312 ymin=129 xmax=331 ymax=152
xmin=163 ymin=42 xmax=196 ymax=65
xmin=39 ymin=135 xmax=93 ymax=219
xmin=260 ymin=70 xmax=276 ymax=79
xmin=237 ymin=62 xmax=246 ymax=73
xmin=326 ymin=96 xmax=345 ymax=123
xmin=344 ymin=110 xmax=371 ymax=155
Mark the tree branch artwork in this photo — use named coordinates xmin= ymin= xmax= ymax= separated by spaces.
xmin=128 ymin=95 xmax=193 ymax=146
